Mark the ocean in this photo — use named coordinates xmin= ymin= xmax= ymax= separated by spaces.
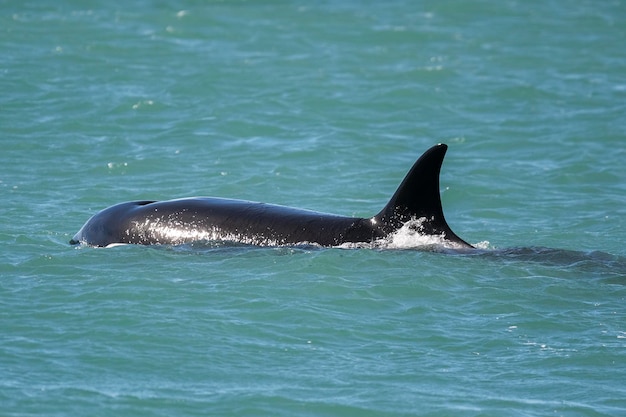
xmin=2 ymin=1 xmax=626 ymax=416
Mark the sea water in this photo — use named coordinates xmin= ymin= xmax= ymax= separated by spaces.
xmin=2 ymin=1 xmax=626 ymax=416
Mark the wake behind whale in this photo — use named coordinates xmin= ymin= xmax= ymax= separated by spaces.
xmin=70 ymin=144 xmax=473 ymax=250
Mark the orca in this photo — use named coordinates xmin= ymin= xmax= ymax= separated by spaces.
xmin=70 ymin=144 xmax=472 ymax=249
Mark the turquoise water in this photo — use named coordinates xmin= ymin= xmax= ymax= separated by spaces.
xmin=2 ymin=1 xmax=626 ymax=416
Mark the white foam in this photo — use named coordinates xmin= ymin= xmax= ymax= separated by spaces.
xmin=472 ymin=240 xmax=492 ymax=250
xmin=339 ymin=217 xmax=476 ymax=252
xmin=385 ymin=218 xmax=443 ymax=249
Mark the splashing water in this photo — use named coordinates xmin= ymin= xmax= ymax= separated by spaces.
xmin=337 ymin=217 xmax=482 ymax=252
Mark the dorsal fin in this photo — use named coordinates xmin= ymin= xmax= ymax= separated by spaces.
xmin=375 ymin=144 xmax=471 ymax=247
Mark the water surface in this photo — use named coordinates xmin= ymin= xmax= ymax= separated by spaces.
xmin=2 ymin=1 xmax=626 ymax=416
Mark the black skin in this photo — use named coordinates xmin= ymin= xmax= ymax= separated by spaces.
xmin=70 ymin=144 xmax=472 ymax=248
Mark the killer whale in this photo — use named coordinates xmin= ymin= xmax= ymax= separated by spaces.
xmin=70 ymin=144 xmax=472 ymax=249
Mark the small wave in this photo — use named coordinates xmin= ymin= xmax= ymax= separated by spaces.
xmin=339 ymin=217 xmax=476 ymax=253
xmin=385 ymin=217 xmax=473 ymax=251
xmin=466 ymin=246 xmax=626 ymax=281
